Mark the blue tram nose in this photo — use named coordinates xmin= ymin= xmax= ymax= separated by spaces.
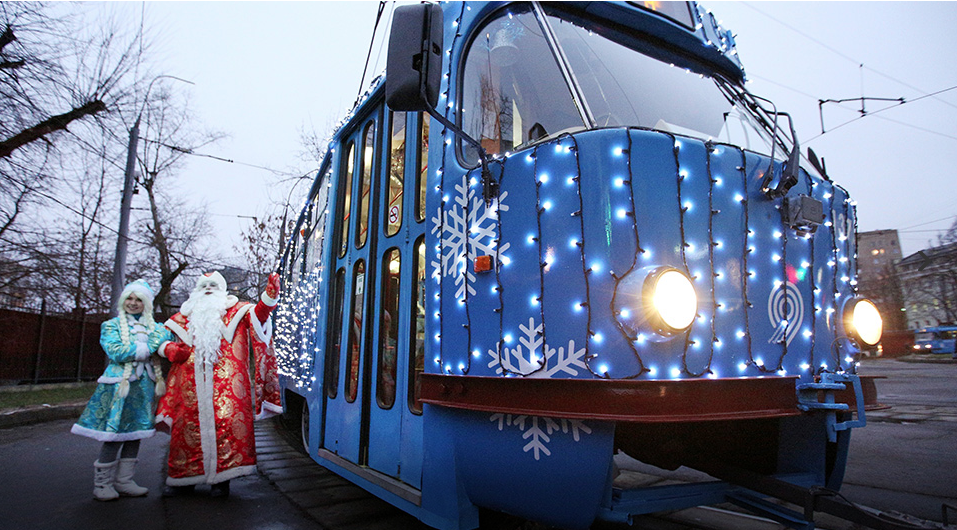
xmin=432 ymin=127 xmax=861 ymax=383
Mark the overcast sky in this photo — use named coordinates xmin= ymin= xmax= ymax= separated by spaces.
xmin=103 ymin=2 xmax=957 ymax=264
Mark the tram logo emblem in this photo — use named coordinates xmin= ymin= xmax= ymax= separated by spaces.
xmin=767 ymin=282 xmax=803 ymax=346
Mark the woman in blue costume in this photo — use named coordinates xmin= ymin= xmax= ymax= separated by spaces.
xmin=71 ymin=279 xmax=172 ymax=501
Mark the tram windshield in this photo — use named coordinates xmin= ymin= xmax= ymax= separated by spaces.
xmin=461 ymin=4 xmax=776 ymax=165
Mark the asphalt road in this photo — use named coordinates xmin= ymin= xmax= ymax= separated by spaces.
xmin=841 ymin=358 xmax=957 ymax=523
xmin=1 ymin=357 xmax=954 ymax=530
xmin=0 ymin=419 xmax=319 ymax=530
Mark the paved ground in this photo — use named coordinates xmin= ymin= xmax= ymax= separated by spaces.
xmin=2 ymin=355 xmax=954 ymax=530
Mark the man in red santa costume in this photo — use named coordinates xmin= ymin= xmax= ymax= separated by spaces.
xmin=156 ymin=271 xmax=282 ymax=497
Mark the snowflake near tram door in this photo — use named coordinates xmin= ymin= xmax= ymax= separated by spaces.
xmin=489 ymin=317 xmax=587 ymax=377
xmin=490 ymin=413 xmax=592 ymax=460
xmin=431 ymin=173 xmax=509 ymax=299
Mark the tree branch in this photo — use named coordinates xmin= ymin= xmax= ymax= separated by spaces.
xmin=0 ymin=99 xmax=108 ymax=158
xmin=0 ymin=26 xmax=15 ymax=51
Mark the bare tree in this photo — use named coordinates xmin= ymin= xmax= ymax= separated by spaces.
xmin=233 ymin=211 xmax=283 ymax=298
xmin=0 ymin=2 xmax=145 ymax=309
xmin=129 ymin=86 xmax=224 ymax=316
xmin=0 ymin=3 xmax=139 ymax=158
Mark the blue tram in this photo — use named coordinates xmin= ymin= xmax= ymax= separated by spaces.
xmin=273 ymin=2 xmax=885 ymax=529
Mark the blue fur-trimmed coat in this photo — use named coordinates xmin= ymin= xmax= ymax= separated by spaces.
xmin=71 ymin=315 xmax=172 ymax=442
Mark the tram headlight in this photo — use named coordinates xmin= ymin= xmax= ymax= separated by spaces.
xmin=844 ymin=298 xmax=883 ymax=347
xmin=645 ymin=268 xmax=697 ymax=333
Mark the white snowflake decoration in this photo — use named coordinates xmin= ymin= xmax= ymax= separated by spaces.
xmin=491 ymin=414 xmax=592 ymax=460
xmin=431 ymin=173 xmax=509 ymax=300
xmin=489 ymin=317 xmax=587 ymax=377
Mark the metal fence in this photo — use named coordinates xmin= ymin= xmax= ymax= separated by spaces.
xmin=0 ymin=300 xmax=108 ymax=385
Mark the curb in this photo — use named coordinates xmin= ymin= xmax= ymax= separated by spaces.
xmin=897 ymin=354 xmax=957 ymax=364
xmin=0 ymin=402 xmax=86 ymax=429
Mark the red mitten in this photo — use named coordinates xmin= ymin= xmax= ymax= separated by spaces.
xmin=165 ymin=342 xmax=191 ymax=363
xmin=265 ymin=272 xmax=280 ymax=301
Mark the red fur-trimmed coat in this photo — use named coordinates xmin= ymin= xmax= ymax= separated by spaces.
xmin=155 ymin=297 xmax=281 ymax=485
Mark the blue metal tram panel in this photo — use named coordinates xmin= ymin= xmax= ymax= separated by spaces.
xmin=529 ymin=139 xmax=593 ymax=379
xmin=448 ymin=409 xmax=616 ymax=530
xmin=623 ymin=131 xmax=687 ymax=375
xmin=493 ymin=152 xmax=550 ymax=377
xmin=673 ymin=137 xmax=716 ymax=376
xmin=705 ymin=143 xmax=751 ymax=378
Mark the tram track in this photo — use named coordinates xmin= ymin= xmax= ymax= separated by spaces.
xmin=260 ymin=417 xmax=826 ymax=530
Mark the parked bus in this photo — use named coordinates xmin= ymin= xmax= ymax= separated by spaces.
xmin=272 ymin=3 xmax=885 ymax=529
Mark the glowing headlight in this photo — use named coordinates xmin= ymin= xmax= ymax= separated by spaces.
xmin=844 ymin=298 xmax=883 ymax=346
xmin=646 ymin=268 xmax=697 ymax=333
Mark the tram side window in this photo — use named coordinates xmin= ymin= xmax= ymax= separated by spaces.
xmin=337 ymin=142 xmax=355 ymax=258
xmin=291 ymin=230 xmax=303 ymax=286
xmin=292 ymin=253 xmax=303 ymax=286
xmin=325 ymin=268 xmax=346 ymax=399
xmin=346 ymin=260 xmax=366 ymax=403
xmin=285 ymin=232 xmax=298 ymax=283
xmin=356 ymin=122 xmax=375 ymax=249
xmin=377 ymin=248 xmax=401 ymax=408
xmin=409 ymin=236 xmax=426 ymax=414
xmin=306 ymin=168 xmax=332 ymax=271
xmin=386 ymin=112 xmax=406 ymax=237
xmin=416 ymin=115 xmax=429 ymax=223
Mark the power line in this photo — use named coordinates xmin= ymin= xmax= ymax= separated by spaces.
xmin=142 ymin=137 xmax=313 ymax=179
xmin=3 ymin=173 xmax=236 ymax=272
xmin=741 ymin=2 xmax=957 ymax=112
xmin=804 ymin=84 xmax=957 ymax=143
xmin=899 ymin=215 xmax=957 ymax=232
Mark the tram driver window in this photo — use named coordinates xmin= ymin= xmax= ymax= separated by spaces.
xmin=460 ymin=6 xmax=584 ymax=165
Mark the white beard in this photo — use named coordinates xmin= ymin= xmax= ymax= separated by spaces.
xmin=182 ymin=290 xmax=227 ymax=369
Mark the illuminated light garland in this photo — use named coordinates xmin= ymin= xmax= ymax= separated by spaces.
xmin=431 ymin=2 xmax=469 ymax=376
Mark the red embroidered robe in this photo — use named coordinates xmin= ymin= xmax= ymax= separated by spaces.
xmin=155 ymin=298 xmax=281 ymax=485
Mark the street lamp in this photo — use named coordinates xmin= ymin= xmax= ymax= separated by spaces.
xmin=109 ymin=75 xmax=194 ymax=316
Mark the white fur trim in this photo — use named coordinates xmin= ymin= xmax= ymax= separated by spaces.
xmin=155 ymin=413 xmax=172 ymax=429
xmin=71 ymin=423 xmax=155 ymax=442
xmin=193 ymin=346 xmax=219 ymax=487
xmin=157 ymin=341 xmax=171 ymax=359
xmin=261 ymin=291 xmax=278 ymax=307
xmin=165 ymin=464 xmax=256 ymax=486
xmin=164 ymin=319 xmax=192 ymax=346
xmin=97 ymin=375 xmax=124 ymax=384
xmin=135 ymin=343 xmax=150 ymax=360
xmin=194 ymin=271 xmax=227 ymax=293
xmin=248 ymin=313 xmax=272 ymax=344
xmin=255 ymin=402 xmax=282 ymax=421
xmin=224 ymin=303 xmax=254 ymax=343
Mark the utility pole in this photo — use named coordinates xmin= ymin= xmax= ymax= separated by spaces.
xmin=109 ymin=117 xmax=140 ymax=316
xmin=108 ymin=75 xmax=193 ymax=316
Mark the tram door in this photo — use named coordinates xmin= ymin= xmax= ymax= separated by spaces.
xmin=322 ymin=106 xmax=381 ymax=467
xmin=322 ymin=104 xmax=426 ymax=485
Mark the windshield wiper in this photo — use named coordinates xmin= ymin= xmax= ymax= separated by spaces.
xmin=718 ymin=79 xmax=801 ymax=199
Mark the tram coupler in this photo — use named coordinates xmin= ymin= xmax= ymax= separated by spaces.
xmin=797 ymin=372 xmax=866 ymax=442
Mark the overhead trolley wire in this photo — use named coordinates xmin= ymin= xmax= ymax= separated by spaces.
xmin=742 ymin=2 xmax=957 ymax=112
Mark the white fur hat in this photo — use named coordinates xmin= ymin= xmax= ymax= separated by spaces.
xmin=194 ymin=271 xmax=227 ymax=292
xmin=119 ymin=279 xmax=155 ymax=314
